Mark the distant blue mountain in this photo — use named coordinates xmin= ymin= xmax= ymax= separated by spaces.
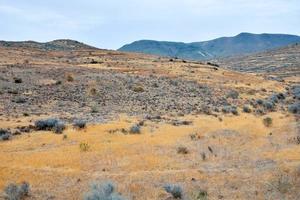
xmin=119 ymin=33 xmax=300 ymax=60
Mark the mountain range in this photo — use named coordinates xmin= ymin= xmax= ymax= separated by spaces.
xmin=118 ymin=33 xmax=300 ymax=60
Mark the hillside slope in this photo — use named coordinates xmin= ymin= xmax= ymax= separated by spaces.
xmin=0 ymin=43 xmax=299 ymax=199
xmin=0 ymin=39 xmax=97 ymax=51
xmin=218 ymin=43 xmax=300 ymax=79
xmin=119 ymin=33 xmax=300 ymax=60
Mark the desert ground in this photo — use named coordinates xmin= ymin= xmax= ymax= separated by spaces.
xmin=0 ymin=43 xmax=299 ymax=199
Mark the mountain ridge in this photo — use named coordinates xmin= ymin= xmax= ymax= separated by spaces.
xmin=119 ymin=33 xmax=300 ymax=60
xmin=0 ymin=39 xmax=97 ymax=51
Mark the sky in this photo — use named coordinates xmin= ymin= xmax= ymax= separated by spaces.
xmin=0 ymin=0 xmax=299 ymax=49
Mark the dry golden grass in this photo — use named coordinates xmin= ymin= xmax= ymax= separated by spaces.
xmin=0 ymin=113 xmax=299 ymax=199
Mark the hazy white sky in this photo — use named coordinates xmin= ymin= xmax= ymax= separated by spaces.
xmin=0 ymin=0 xmax=299 ymax=49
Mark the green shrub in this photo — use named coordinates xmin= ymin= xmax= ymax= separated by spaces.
xmin=196 ymin=189 xmax=208 ymax=200
xmin=263 ymin=117 xmax=273 ymax=127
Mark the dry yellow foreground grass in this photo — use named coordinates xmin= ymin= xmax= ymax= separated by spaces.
xmin=0 ymin=112 xmax=299 ymax=199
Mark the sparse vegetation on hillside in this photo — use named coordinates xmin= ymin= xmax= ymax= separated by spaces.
xmin=219 ymin=43 xmax=300 ymax=77
xmin=266 ymin=169 xmax=300 ymax=199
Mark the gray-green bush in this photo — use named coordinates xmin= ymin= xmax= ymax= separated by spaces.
xmin=163 ymin=184 xmax=183 ymax=199
xmin=35 ymin=118 xmax=65 ymax=134
xmin=73 ymin=120 xmax=87 ymax=129
xmin=4 ymin=182 xmax=30 ymax=200
xmin=84 ymin=181 xmax=125 ymax=200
